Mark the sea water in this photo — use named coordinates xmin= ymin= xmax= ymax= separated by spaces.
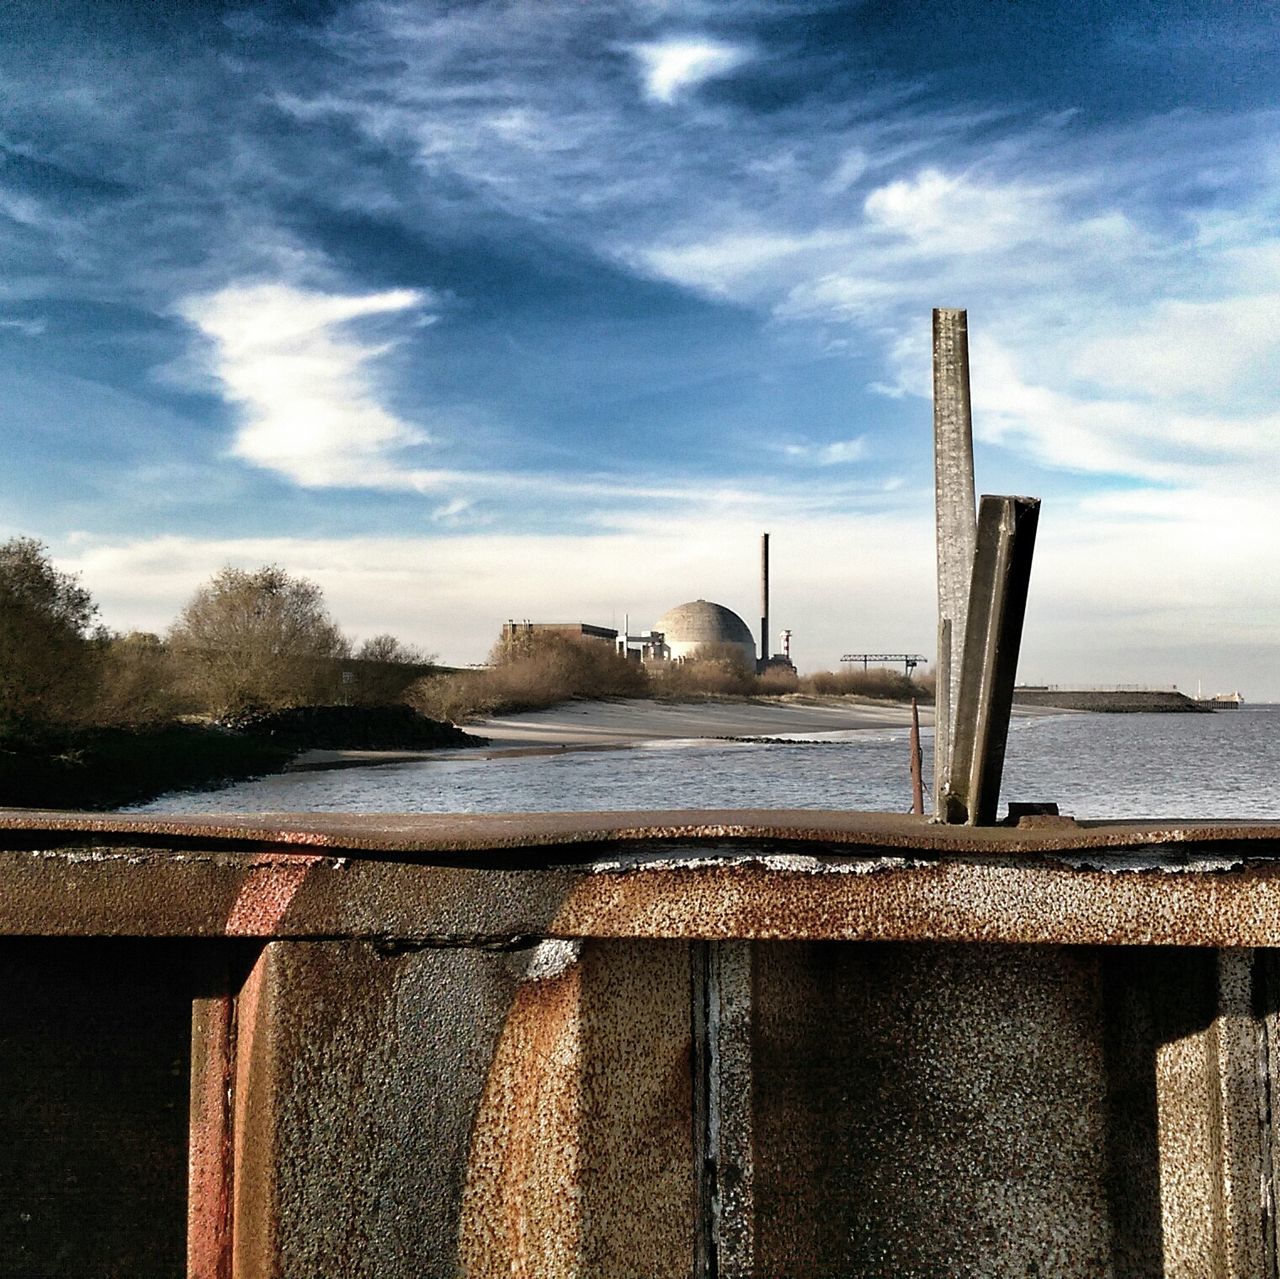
xmin=128 ymin=706 xmax=1280 ymax=821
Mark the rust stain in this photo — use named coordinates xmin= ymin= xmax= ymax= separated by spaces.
xmin=188 ymin=992 xmax=234 ymax=1279
xmin=224 ymin=855 xmax=321 ymax=935
xmin=460 ymin=946 xmax=584 ymax=1278
xmin=230 ymin=948 xmax=276 ymax=1274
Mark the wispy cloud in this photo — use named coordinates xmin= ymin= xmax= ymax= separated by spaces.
xmin=782 ymin=437 xmax=868 ymax=466
xmin=630 ymin=38 xmax=751 ymax=104
xmin=179 ymin=282 xmax=431 ymax=487
xmin=0 ymin=316 xmax=44 ymax=336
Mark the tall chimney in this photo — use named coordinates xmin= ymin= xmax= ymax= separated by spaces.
xmin=760 ymin=532 xmax=770 ymax=665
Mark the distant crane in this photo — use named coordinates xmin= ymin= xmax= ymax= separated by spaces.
xmin=840 ymin=652 xmax=927 ymax=675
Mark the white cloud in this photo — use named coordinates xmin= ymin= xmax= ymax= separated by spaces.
xmin=641 ymin=229 xmax=851 ymax=299
xmin=631 ymin=38 xmax=750 ymax=104
xmin=180 ymin=282 xmax=430 ymax=487
xmin=1071 ymin=293 xmax=1280 ymax=401
xmin=782 ymin=437 xmax=869 ymax=466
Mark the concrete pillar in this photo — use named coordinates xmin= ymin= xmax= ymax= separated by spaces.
xmin=932 ymin=308 xmax=978 ymax=814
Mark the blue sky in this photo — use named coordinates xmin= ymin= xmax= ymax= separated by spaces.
xmin=3 ymin=1 xmax=1278 ymax=695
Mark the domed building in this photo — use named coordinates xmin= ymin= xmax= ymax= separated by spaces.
xmin=653 ymin=599 xmax=757 ymax=667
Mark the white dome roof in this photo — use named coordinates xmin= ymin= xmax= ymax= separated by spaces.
xmin=654 ymin=599 xmax=756 ymax=663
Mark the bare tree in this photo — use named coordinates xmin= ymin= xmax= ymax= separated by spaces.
xmin=349 ymin=633 xmax=438 ymax=705
xmin=356 ymin=633 xmax=428 ymax=665
xmin=0 ymin=537 xmax=100 ymax=730
xmin=168 ymin=565 xmax=349 ymax=715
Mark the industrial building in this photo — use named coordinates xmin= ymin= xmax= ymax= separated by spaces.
xmin=506 ymin=532 xmax=797 ymax=674
xmin=500 ymin=621 xmax=618 ymax=646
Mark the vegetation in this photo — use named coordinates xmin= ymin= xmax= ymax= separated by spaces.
xmin=648 ymin=642 xmax=759 ymax=698
xmin=0 ymin=537 xmax=101 ymax=731
xmin=409 ymin=630 xmax=647 ymax=722
xmin=410 ymin=632 xmax=931 ymax=724
xmin=0 ymin=544 xmax=450 ymax=808
xmin=800 ymin=667 xmax=932 ymax=701
xmin=94 ymin=631 xmax=188 ymax=726
xmin=0 ymin=535 xmax=934 ymax=805
xmin=348 ymin=633 xmax=438 ymax=706
xmin=167 ymin=565 xmax=350 ymax=716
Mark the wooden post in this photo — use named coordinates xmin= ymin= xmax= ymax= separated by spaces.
xmin=944 ymin=495 xmax=1040 ymax=825
xmin=909 ymin=698 xmax=924 ymax=816
xmin=932 ymin=308 xmax=977 ymax=814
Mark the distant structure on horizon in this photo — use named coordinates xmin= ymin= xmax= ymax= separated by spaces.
xmin=505 ymin=533 xmax=799 ymax=673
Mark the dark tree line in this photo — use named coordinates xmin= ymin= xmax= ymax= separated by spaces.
xmin=0 ymin=539 xmax=435 ymax=732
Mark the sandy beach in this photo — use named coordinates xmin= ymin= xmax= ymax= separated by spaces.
xmin=470 ymin=695 xmax=929 ymax=747
xmin=290 ymin=696 xmax=932 ymax=770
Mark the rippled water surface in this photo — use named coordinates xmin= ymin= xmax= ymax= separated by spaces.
xmin=130 ymin=706 xmax=1280 ymax=821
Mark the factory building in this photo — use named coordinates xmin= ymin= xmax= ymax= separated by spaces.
xmin=501 ymin=621 xmax=618 ymax=646
xmin=504 ymin=532 xmax=793 ymax=672
xmin=653 ymin=600 xmax=758 ymax=668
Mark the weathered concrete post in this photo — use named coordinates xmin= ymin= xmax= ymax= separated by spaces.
xmin=943 ymin=495 xmax=1040 ymax=825
xmin=932 ymin=308 xmax=978 ymax=817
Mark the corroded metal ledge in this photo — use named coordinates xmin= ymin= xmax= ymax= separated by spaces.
xmin=2 ymin=807 xmax=1280 ymax=857
xmin=1 ymin=809 xmax=1280 ymax=946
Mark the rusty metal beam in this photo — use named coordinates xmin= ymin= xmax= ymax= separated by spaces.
xmin=9 ymin=807 xmax=1280 ymax=856
xmin=944 ymin=495 xmax=1040 ymax=825
xmin=7 ymin=841 xmax=1280 ymax=947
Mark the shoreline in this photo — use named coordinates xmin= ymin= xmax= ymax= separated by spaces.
xmin=285 ymin=695 xmax=1079 ymax=774
xmin=288 ymin=695 xmax=935 ymax=771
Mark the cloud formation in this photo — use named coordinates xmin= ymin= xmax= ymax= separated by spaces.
xmin=180 ymin=283 xmax=430 ymax=487
xmin=5 ymin=0 xmax=1280 ymax=689
xmin=631 ymin=38 xmax=750 ymax=104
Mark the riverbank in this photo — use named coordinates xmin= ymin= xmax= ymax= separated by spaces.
xmin=0 ymin=723 xmax=294 ymax=811
xmin=471 ymin=694 xmax=931 ymax=746
xmin=0 ymin=706 xmax=486 ymax=810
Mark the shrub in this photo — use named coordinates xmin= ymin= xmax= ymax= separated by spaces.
xmin=407 ymin=631 xmax=648 ymax=722
xmin=756 ymin=665 xmax=800 ymax=694
xmin=649 ymin=642 xmax=758 ymax=698
xmin=93 ymin=631 xmax=190 ymax=726
xmin=800 ymin=667 xmax=926 ymax=701
xmin=0 ymin=537 xmax=101 ymax=732
xmin=168 ymin=565 xmax=349 ymax=715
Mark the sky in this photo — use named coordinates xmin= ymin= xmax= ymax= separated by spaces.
xmin=2 ymin=1 xmax=1278 ymax=696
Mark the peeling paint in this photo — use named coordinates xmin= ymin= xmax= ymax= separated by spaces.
xmin=523 ymin=939 xmax=582 ymax=982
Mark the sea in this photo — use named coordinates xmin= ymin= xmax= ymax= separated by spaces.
xmin=128 ymin=705 xmax=1280 ymax=822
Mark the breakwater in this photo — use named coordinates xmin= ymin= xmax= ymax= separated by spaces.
xmin=1013 ymin=687 xmax=1206 ymax=713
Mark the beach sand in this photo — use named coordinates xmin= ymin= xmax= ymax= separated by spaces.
xmin=471 ymin=695 xmax=928 ymax=747
xmin=290 ymin=696 xmax=932 ymax=770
